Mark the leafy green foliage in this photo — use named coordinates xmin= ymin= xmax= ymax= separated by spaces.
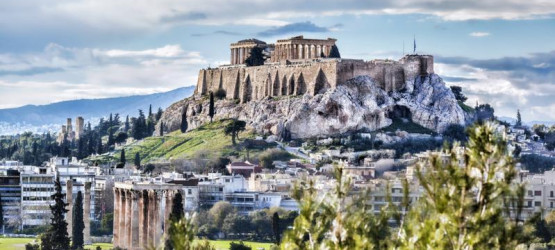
xmin=519 ymin=154 xmax=555 ymax=173
xmin=214 ymin=89 xmax=227 ymax=100
xmin=258 ymin=149 xmax=294 ymax=169
xmin=442 ymin=123 xmax=467 ymax=142
xmin=224 ymin=119 xmax=246 ymax=145
xmin=229 ymin=241 xmax=252 ymax=250
xmin=379 ymin=117 xmax=436 ymax=134
xmin=450 ymin=85 xmax=467 ymax=102
xmin=209 ymin=92 xmax=215 ymax=123
xmin=475 ymin=103 xmax=495 ymax=122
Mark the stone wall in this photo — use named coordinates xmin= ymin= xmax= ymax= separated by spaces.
xmin=195 ymin=55 xmax=434 ymax=102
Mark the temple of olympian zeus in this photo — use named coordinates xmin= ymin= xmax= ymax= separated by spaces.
xmin=112 ymin=181 xmax=182 ymax=250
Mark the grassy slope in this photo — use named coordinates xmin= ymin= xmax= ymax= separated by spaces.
xmin=123 ymin=119 xmax=257 ymax=163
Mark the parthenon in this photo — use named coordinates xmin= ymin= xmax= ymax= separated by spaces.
xmin=270 ymin=36 xmax=336 ymax=62
xmin=113 ymin=182 xmax=182 ymax=250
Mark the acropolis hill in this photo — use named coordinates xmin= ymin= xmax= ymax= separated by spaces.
xmin=158 ymin=35 xmax=467 ymax=139
xmin=196 ymin=36 xmax=434 ymax=103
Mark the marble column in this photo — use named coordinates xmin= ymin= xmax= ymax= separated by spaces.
xmin=113 ymin=189 xmax=120 ymax=247
xmin=154 ymin=191 xmax=162 ymax=246
xmin=126 ymin=190 xmax=133 ymax=247
xmin=84 ymin=182 xmax=91 ymax=244
xmin=147 ymin=191 xmax=154 ymax=246
xmin=66 ymin=180 xmax=73 ymax=237
xmin=139 ymin=191 xmax=148 ymax=248
xmin=231 ymin=49 xmax=234 ymax=65
xmin=119 ymin=190 xmax=127 ymax=248
xmin=131 ymin=191 xmax=140 ymax=248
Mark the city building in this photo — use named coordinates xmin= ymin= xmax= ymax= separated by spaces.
xmin=19 ymin=165 xmax=55 ymax=228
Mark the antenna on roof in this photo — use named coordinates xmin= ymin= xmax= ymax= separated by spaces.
xmin=413 ymin=35 xmax=416 ymax=54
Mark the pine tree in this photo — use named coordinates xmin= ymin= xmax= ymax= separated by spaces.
xmin=41 ymin=176 xmax=70 ymax=250
xmin=209 ymin=91 xmax=215 ymax=123
xmin=120 ymin=149 xmax=126 ymax=165
xmin=516 ymin=109 xmax=522 ymax=127
xmin=159 ymin=121 xmax=164 ymax=136
xmin=148 ymin=104 xmax=153 ymax=118
xmin=134 ymin=152 xmax=141 ymax=168
xmin=71 ymin=191 xmax=84 ymax=250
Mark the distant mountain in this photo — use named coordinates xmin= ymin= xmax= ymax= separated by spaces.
xmin=498 ymin=116 xmax=555 ymax=127
xmin=0 ymin=86 xmax=195 ymax=134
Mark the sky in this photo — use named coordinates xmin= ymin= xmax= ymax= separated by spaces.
xmin=0 ymin=0 xmax=554 ymax=122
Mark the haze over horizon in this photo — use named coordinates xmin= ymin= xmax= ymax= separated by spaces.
xmin=0 ymin=0 xmax=554 ymax=121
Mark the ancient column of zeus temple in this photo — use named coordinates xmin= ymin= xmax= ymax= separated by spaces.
xmin=113 ymin=182 xmax=182 ymax=250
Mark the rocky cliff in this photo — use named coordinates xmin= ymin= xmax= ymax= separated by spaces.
xmin=156 ymin=74 xmax=467 ymax=139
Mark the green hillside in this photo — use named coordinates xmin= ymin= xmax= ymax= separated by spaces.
xmin=120 ymin=119 xmax=258 ymax=164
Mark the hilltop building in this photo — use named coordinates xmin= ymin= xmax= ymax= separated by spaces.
xmin=196 ymin=35 xmax=433 ymax=103
xmin=56 ymin=117 xmax=85 ymax=143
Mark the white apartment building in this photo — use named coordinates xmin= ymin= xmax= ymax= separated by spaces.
xmin=49 ymin=157 xmax=96 ymax=220
xmin=19 ymin=165 xmax=55 ymax=227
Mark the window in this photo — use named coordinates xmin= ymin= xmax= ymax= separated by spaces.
xmin=551 ymin=202 xmax=553 ymax=208
xmin=535 ymin=201 xmax=541 ymax=207
xmin=528 ymin=201 xmax=532 ymax=207
xmin=551 ymin=191 xmax=554 ymax=197
xmin=534 ymin=190 xmax=542 ymax=196
xmin=188 ymin=189 xmax=192 ymax=195
xmin=528 ymin=190 xmax=533 ymax=196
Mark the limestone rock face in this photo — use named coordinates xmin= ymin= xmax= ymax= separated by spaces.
xmin=157 ymin=74 xmax=466 ymax=139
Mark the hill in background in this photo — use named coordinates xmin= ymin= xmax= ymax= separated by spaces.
xmin=0 ymin=86 xmax=195 ymax=135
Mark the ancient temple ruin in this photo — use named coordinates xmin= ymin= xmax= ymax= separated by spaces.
xmin=196 ymin=35 xmax=434 ymax=103
xmin=113 ymin=182 xmax=182 ymax=250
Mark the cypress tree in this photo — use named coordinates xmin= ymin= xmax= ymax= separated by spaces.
xmin=71 ymin=191 xmax=84 ymax=250
xmin=516 ymin=109 xmax=522 ymax=127
xmin=272 ymin=212 xmax=281 ymax=244
xmin=120 ymin=149 xmax=126 ymax=165
xmin=124 ymin=115 xmax=130 ymax=132
xmin=166 ymin=192 xmax=184 ymax=250
xmin=41 ymin=175 xmax=70 ymax=250
xmin=134 ymin=152 xmax=141 ymax=168
xmin=209 ymin=91 xmax=215 ymax=123
xmin=329 ymin=44 xmax=341 ymax=58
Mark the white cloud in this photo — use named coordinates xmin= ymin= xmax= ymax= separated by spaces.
xmin=0 ymin=44 xmax=206 ymax=108
xmin=469 ymin=32 xmax=490 ymax=37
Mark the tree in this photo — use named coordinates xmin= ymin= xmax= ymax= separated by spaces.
xmin=134 ymin=152 xmax=141 ymax=168
xmin=475 ymin=103 xmax=495 ymax=122
xmin=41 ymin=176 xmax=70 ymax=250
xmin=124 ymin=115 xmax=130 ymax=132
xmin=114 ymin=132 xmax=128 ymax=144
xmin=181 ymin=110 xmax=188 ymax=133
xmin=450 ymin=85 xmax=467 ymax=102
xmin=516 ymin=109 xmax=523 ymax=127
xmin=442 ymin=123 xmax=467 ymax=142
xmin=272 ymin=212 xmax=281 ymax=244
xmin=160 ymin=121 xmax=165 ymax=136
xmin=120 ymin=149 xmax=126 ymax=165
xmin=166 ymin=192 xmax=185 ymax=250
xmin=209 ymin=201 xmax=234 ymax=229
xmin=156 ymin=107 xmax=164 ymax=121
xmin=399 ymin=122 xmax=526 ymax=249
xmin=224 ymin=119 xmax=246 ymax=145
xmin=245 ymin=47 xmax=265 ymax=66
xmin=209 ymin=91 xmax=215 ymax=123
xmin=222 ymin=213 xmax=251 ymax=237
xmin=72 ymin=191 xmax=85 ymax=250
xmin=328 ymin=44 xmax=341 ymax=58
